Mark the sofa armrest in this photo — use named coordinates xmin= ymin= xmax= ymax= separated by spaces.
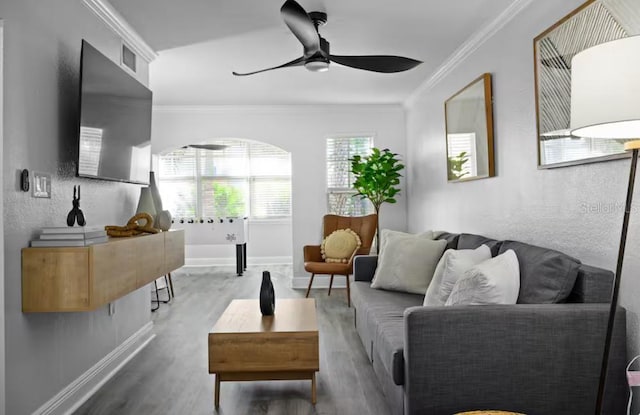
xmin=303 ymin=245 xmax=322 ymax=262
xmin=353 ymin=255 xmax=378 ymax=282
xmin=403 ymin=304 xmax=626 ymax=415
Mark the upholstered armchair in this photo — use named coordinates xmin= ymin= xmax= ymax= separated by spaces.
xmin=304 ymin=214 xmax=377 ymax=306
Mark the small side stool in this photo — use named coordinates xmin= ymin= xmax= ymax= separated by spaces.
xmin=151 ymin=273 xmax=174 ymax=312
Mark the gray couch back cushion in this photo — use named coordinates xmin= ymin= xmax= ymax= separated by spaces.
xmin=457 ymin=233 xmax=502 ymax=256
xmin=567 ymin=264 xmax=613 ymax=303
xmin=498 ymin=240 xmax=581 ymax=304
xmin=434 ymin=232 xmax=460 ymax=250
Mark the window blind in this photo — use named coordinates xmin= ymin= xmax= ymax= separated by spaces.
xmin=158 ymin=140 xmax=291 ymax=219
xmin=326 ymin=137 xmax=374 ymax=216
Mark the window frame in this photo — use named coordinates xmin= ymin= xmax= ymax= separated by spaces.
xmin=325 ymin=134 xmax=375 ymax=216
xmin=157 ymin=141 xmax=292 ymax=220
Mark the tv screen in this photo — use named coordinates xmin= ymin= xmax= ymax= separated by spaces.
xmin=77 ymin=40 xmax=152 ymax=185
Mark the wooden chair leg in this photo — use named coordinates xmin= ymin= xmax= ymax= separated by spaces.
xmin=305 ymin=274 xmax=315 ymax=298
xmin=328 ymin=274 xmax=335 ymax=296
xmin=346 ymin=274 xmax=351 ymax=307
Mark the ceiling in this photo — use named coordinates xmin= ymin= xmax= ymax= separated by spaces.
xmin=109 ymin=0 xmax=516 ymax=105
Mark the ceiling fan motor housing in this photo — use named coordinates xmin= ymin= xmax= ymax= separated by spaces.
xmin=308 ymin=11 xmax=327 ymax=27
xmin=305 ymin=36 xmax=330 ymax=72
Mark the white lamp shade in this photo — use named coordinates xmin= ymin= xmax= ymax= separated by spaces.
xmin=570 ymin=35 xmax=640 ymax=139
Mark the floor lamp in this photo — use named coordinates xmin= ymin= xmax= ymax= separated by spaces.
xmin=569 ymin=35 xmax=640 ymax=414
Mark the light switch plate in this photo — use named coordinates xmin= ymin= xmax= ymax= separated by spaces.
xmin=32 ymin=172 xmax=51 ymax=198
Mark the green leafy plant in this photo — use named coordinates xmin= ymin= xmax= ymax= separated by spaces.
xmin=447 ymin=151 xmax=470 ymax=181
xmin=211 ymin=182 xmax=244 ymax=217
xmin=350 ymin=148 xmax=404 ymax=253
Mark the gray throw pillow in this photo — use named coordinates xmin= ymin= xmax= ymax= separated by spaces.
xmin=498 ymin=240 xmax=580 ymax=303
xmin=371 ymin=235 xmax=447 ymax=294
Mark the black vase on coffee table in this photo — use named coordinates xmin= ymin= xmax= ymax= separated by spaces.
xmin=260 ymin=271 xmax=275 ymax=316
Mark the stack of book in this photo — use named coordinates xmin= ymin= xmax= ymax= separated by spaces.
xmin=30 ymin=226 xmax=108 ymax=247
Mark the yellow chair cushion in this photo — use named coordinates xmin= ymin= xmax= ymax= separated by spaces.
xmin=321 ymin=229 xmax=362 ymax=263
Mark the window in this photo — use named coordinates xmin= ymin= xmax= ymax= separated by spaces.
xmin=158 ymin=140 xmax=291 ymax=219
xmin=447 ymin=133 xmax=477 ymax=177
xmin=541 ymin=136 xmax=625 ymax=165
xmin=326 ymin=136 xmax=374 ymax=216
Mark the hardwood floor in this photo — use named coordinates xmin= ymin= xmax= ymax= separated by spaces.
xmin=74 ymin=265 xmax=391 ymax=415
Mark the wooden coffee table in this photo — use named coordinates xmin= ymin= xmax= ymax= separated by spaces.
xmin=208 ymin=298 xmax=319 ymax=408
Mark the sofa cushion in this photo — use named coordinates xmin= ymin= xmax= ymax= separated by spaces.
xmin=566 ymin=264 xmax=613 ymax=303
xmin=445 ymin=249 xmax=520 ymax=306
xmin=371 ymin=236 xmax=447 ymax=294
xmin=379 ymin=229 xmax=434 ymax=252
xmin=424 ymin=244 xmax=492 ymax=306
xmin=350 ymin=281 xmax=423 ymax=385
xmin=434 ymin=231 xmax=460 ymax=250
xmin=458 ymin=233 xmax=502 ymax=256
xmin=498 ymin=240 xmax=581 ymax=303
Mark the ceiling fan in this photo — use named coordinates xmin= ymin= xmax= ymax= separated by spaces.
xmin=232 ymin=0 xmax=422 ymax=76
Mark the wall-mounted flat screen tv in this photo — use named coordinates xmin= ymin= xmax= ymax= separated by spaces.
xmin=77 ymin=40 xmax=152 ymax=185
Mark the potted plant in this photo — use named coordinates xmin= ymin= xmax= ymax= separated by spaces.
xmin=350 ymin=147 xmax=404 ymax=253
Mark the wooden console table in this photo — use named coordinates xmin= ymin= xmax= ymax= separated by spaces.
xmin=22 ymin=230 xmax=185 ymax=312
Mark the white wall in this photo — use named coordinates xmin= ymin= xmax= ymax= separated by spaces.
xmin=152 ymin=105 xmax=407 ymax=279
xmin=406 ymin=0 xmax=640 ymax=368
xmin=1 ymin=2 xmax=152 ymax=414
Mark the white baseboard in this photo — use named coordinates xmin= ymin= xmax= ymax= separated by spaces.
xmin=185 ymin=256 xmax=292 ymax=267
xmin=32 ymin=322 xmax=155 ymax=415
xmin=291 ymin=275 xmax=349 ymax=290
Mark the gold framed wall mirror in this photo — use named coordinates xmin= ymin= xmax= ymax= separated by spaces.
xmin=445 ymin=73 xmax=495 ymax=182
xmin=535 ymin=0 xmax=640 ymax=168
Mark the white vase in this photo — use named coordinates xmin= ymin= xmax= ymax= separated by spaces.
xmin=149 ymin=171 xmax=163 ymax=212
xmin=148 ymin=171 xmax=172 ymax=231
xmin=136 ymin=187 xmax=156 ymax=227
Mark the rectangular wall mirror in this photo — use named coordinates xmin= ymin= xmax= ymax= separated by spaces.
xmin=445 ymin=73 xmax=495 ymax=182
xmin=535 ymin=0 xmax=640 ymax=168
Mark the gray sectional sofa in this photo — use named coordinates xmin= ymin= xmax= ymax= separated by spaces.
xmin=351 ymin=232 xmax=627 ymax=415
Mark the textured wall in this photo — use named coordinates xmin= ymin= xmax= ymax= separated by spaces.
xmin=406 ymin=0 xmax=640 ymax=374
xmin=152 ymin=106 xmax=408 ymax=279
xmin=1 ymin=1 xmax=152 ymax=414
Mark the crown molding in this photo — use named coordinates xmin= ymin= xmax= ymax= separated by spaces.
xmin=83 ymin=0 xmax=158 ymax=62
xmin=404 ymin=0 xmax=534 ymax=108
xmin=152 ymin=104 xmax=405 ymax=115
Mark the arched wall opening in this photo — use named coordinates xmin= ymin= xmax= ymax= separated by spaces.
xmin=154 ymin=137 xmax=293 ymax=266
xmin=151 ymin=105 xmax=407 ymax=284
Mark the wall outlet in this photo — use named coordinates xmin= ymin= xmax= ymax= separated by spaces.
xmin=108 ymin=302 xmax=115 ymax=316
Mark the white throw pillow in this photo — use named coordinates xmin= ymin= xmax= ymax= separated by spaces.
xmin=371 ymin=234 xmax=447 ymax=294
xmin=424 ymin=244 xmax=491 ymax=306
xmin=445 ymin=249 xmax=520 ymax=306
xmin=377 ymin=229 xmax=434 ymax=254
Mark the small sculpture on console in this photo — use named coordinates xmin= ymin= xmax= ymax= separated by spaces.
xmin=66 ymin=185 xmax=86 ymax=227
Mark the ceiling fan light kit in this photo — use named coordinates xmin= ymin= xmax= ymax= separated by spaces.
xmin=232 ymin=0 xmax=422 ymax=76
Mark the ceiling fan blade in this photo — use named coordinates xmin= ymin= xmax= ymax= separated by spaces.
xmin=280 ymin=0 xmax=320 ymax=53
xmin=185 ymin=144 xmax=227 ymax=151
xmin=329 ymin=54 xmax=422 ymax=73
xmin=232 ymin=56 xmax=305 ymax=76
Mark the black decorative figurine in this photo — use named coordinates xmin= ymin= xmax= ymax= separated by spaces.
xmin=67 ymin=185 xmax=86 ymax=227
xmin=259 ymin=270 xmax=275 ymax=316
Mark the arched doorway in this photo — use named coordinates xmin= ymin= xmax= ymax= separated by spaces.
xmin=155 ymin=138 xmax=293 ymax=268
